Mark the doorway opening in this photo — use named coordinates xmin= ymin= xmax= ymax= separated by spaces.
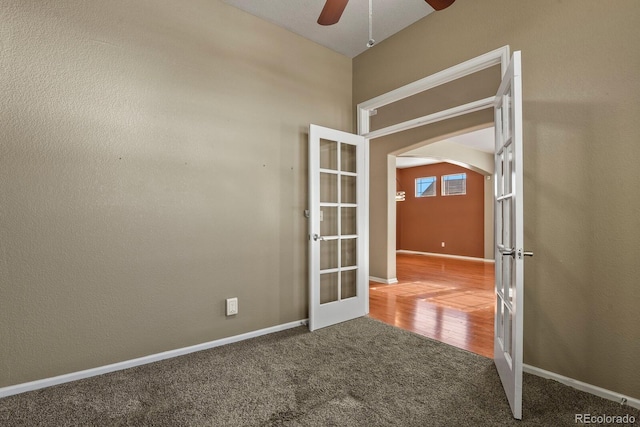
xmin=369 ymin=125 xmax=496 ymax=357
xmin=355 ymin=47 xmax=508 ymax=355
xmin=354 ymin=45 xmax=526 ymax=419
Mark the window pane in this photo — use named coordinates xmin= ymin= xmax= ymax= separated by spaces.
xmin=320 ymin=239 xmax=338 ymax=270
xmin=502 ymin=251 xmax=512 ymax=298
xmin=506 ymin=145 xmax=514 ymax=195
xmin=340 ymin=143 xmax=356 ymax=173
xmin=341 ymin=207 xmax=356 ymax=236
xmin=496 ymin=294 xmax=504 ymax=343
xmin=498 ymin=152 xmax=505 ymax=197
xmin=341 ymin=238 xmax=356 ymax=267
xmin=415 ymin=176 xmax=436 ymax=197
xmin=320 ymin=139 xmax=337 ymax=171
xmin=341 ymin=175 xmax=356 ymax=204
xmin=320 ymin=173 xmax=337 ymax=203
xmin=442 ymin=173 xmax=466 ymax=196
xmin=320 ymin=272 xmax=338 ymax=304
xmin=502 ymin=198 xmax=511 ymax=248
xmin=504 ymin=303 xmax=512 ymax=360
xmin=341 ymin=270 xmax=357 ymax=299
xmin=504 ymin=85 xmax=512 ymax=142
xmin=320 ymin=207 xmax=337 ymax=237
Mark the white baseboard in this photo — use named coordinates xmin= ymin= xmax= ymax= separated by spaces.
xmin=524 ymin=364 xmax=640 ymax=410
xmin=369 ymin=276 xmax=398 ymax=284
xmin=5 ymin=322 xmax=638 ymax=411
xmin=397 ymin=249 xmax=495 ymax=263
xmin=0 ymin=319 xmax=308 ymax=399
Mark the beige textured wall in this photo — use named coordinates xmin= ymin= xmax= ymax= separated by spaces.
xmin=0 ymin=0 xmax=352 ymax=387
xmin=355 ymin=0 xmax=640 ymax=399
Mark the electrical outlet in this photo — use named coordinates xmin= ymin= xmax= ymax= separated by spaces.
xmin=441 ymin=242 xmax=445 ymax=247
xmin=226 ymin=297 xmax=238 ymax=316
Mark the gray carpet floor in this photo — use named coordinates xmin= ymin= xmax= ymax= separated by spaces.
xmin=1 ymin=317 xmax=638 ymax=426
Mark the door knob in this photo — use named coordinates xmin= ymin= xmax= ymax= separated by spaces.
xmin=313 ymin=234 xmax=325 ymax=241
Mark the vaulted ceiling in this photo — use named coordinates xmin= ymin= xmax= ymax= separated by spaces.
xmin=223 ymin=1 xmax=494 ymax=159
xmin=223 ymin=0 xmax=441 ymax=58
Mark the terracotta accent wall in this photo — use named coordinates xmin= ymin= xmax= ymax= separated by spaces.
xmin=397 ymin=163 xmax=484 ymax=258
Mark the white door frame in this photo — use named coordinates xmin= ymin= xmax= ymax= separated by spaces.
xmin=355 ymin=45 xmax=522 ymax=416
xmin=357 ymin=46 xmax=510 ymax=137
xmin=356 ymin=45 xmax=510 ymax=286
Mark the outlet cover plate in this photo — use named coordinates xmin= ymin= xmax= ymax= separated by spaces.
xmin=226 ymin=297 xmax=238 ymax=316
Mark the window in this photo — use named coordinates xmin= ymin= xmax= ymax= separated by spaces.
xmin=442 ymin=173 xmax=466 ymax=196
xmin=415 ymin=176 xmax=436 ymax=197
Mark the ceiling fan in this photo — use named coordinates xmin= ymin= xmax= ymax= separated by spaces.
xmin=318 ymin=0 xmax=455 ymax=26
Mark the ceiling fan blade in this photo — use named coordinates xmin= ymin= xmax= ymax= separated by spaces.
xmin=425 ymin=0 xmax=455 ymax=11
xmin=318 ymin=0 xmax=349 ymax=26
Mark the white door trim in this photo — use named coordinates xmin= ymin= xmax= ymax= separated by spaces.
xmin=356 ymin=45 xmax=510 ymax=289
xmin=357 ymin=45 xmax=510 ymax=134
xmin=363 ymin=96 xmax=495 ymax=140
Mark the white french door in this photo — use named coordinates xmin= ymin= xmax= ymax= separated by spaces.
xmin=494 ymin=51 xmax=531 ymax=420
xmin=308 ymin=124 xmax=367 ymax=331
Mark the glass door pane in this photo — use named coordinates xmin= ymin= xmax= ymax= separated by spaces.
xmin=320 ymin=139 xmax=338 ymax=170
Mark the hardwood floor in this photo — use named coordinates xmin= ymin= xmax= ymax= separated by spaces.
xmin=369 ymin=252 xmax=495 ymax=358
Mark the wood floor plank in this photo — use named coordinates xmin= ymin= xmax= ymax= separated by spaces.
xmin=369 ymin=253 xmax=495 ymax=358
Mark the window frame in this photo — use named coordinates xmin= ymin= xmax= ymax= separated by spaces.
xmin=441 ymin=173 xmax=467 ymax=196
xmin=415 ymin=176 xmax=437 ymax=198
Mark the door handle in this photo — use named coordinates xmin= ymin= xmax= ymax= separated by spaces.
xmin=313 ymin=234 xmax=325 ymax=241
xmin=519 ymin=249 xmax=534 ymax=258
xmin=500 ymin=248 xmax=534 ymax=259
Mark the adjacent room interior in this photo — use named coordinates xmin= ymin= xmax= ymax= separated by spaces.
xmin=370 ymin=127 xmax=497 ymax=358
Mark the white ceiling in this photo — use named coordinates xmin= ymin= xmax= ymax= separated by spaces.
xmin=445 ymin=127 xmax=495 ymax=154
xmin=396 ymin=157 xmax=440 ymax=169
xmin=223 ymin=0 xmax=435 ymax=58
xmin=396 ymin=127 xmax=495 ymax=169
